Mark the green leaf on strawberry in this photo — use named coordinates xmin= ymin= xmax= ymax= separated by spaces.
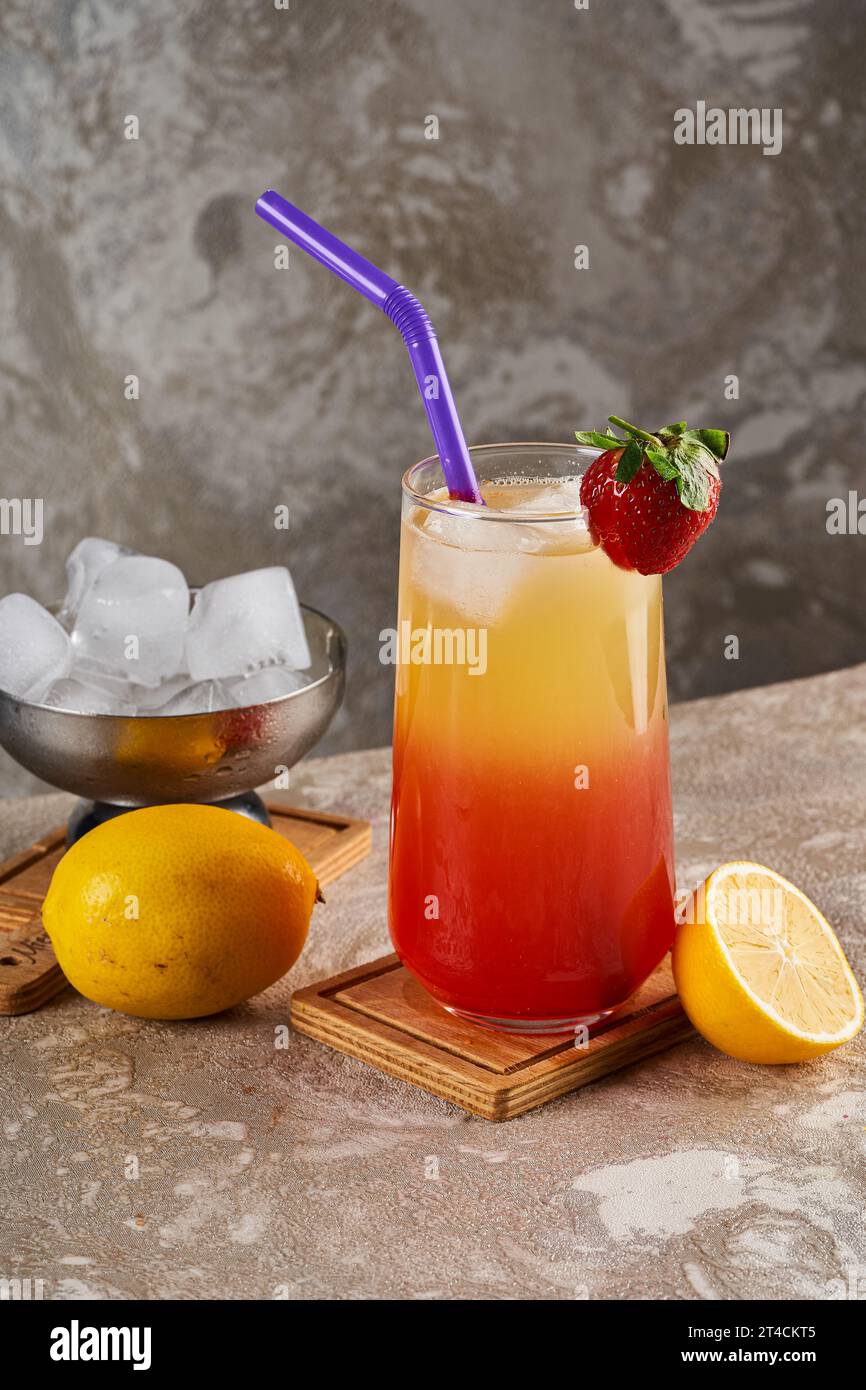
xmin=674 ymin=456 xmax=709 ymax=510
xmin=689 ymin=428 xmax=729 ymax=461
xmin=574 ymin=429 xmax=625 ymax=450
xmin=576 ymin=412 xmax=730 ymax=575
xmin=614 ymin=438 xmax=644 ymax=485
xmin=645 ymin=448 xmax=678 ymax=479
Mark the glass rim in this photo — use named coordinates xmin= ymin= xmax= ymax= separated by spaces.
xmin=401 ymin=442 xmax=600 ymax=523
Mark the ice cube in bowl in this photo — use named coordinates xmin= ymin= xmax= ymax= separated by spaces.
xmin=228 ymin=666 xmax=311 ymax=706
xmin=0 ymin=594 xmax=72 ymax=702
xmin=185 ymin=567 xmax=311 ymax=682
xmin=155 ymin=679 xmax=233 ymax=716
xmin=72 ymin=555 xmax=189 ymax=688
xmin=60 ymin=537 xmax=135 ymax=624
xmin=129 ymin=674 xmax=196 ymax=711
xmin=44 ymin=677 xmax=136 ymax=716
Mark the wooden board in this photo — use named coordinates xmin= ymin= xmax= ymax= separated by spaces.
xmin=292 ymin=954 xmax=695 ymax=1122
xmin=0 ymin=803 xmax=371 ymax=1016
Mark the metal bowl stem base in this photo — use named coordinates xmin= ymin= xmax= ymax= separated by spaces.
xmin=65 ymin=791 xmax=272 ymax=846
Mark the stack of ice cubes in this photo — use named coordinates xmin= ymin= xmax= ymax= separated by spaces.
xmin=0 ymin=538 xmax=314 ymax=716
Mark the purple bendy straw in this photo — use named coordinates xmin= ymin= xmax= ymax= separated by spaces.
xmin=255 ymin=190 xmax=483 ymax=504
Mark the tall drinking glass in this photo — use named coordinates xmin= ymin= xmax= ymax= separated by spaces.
xmin=388 ymin=444 xmax=676 ymax=1034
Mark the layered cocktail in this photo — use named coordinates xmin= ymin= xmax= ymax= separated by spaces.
xmin=389 ymin=444 xmax=676 ymax=1032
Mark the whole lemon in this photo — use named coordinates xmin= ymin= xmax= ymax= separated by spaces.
xmin=43 ymin=804 xmax=319 ymax=1019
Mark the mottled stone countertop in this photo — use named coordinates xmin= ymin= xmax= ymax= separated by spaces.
xmin=1 ymin=666 xmax=864 ymax=1301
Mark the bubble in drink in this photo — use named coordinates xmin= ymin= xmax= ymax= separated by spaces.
xmin=0 ymin=594 xmax=72 ymax=701
xmin=72 ymin=556 xmax=189 ymax=689
xmin=229 ymin=666 xmax=311 ymax=705
xmin=185 ymin=567 xmax=311 ymax=682
xmin=60 ymin=537 xmax=135 ymax=624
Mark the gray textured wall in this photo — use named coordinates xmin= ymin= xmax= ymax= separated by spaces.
xmin=1 ymin=0 xmax=864 ymax=795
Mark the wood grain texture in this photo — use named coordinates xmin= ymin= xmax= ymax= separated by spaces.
xmin=292 ymin=954 xmax=695 ymax=1122
xmin=0 ymin=804 xmax=371 ymax=1016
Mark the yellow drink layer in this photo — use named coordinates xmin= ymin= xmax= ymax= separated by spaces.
xmin=396 ymin=480 xmax=667 ymax=761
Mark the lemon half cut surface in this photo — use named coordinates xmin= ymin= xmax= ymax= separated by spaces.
xmin=672 ymin=862 xmax=863 ymax=1064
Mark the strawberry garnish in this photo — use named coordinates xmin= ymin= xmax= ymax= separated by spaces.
xmin=575 ymin=416 xmax=729 ymax=575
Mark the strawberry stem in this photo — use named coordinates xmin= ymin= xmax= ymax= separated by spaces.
xmin=608 ymin=415 xmax=662 ymax=448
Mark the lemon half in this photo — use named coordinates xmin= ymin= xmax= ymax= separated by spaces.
xmin=673 ymin=862 xmax=863 ymax=1064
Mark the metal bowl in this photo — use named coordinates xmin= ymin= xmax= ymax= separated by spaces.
xmin=0 ymin=604 xmax=345 ymax=808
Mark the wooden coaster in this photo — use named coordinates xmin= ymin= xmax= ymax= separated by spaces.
xmin=0 ymin=803 xmax=371 ymax=1016
xmin=292 ymin=955 xmax=695 ymax=1121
